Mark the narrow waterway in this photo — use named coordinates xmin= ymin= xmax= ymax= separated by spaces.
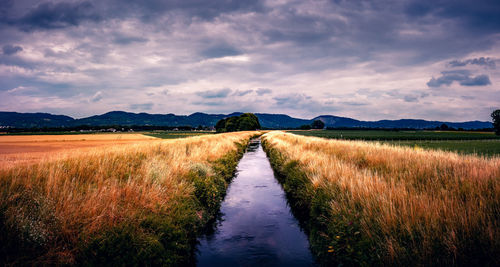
xmin=196 ymin=139 xmax=314 ymax=266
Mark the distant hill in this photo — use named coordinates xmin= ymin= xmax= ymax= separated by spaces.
xmin=255 ymin=113 xmax=311 ymax=128
xmin=0 ymin=111 xmax=493 ymax=130
xmin=73 ymin=111 xmax=242 ymax=127
xmin=73 ymin=111 xmax=312 ymax=128
xmin=0 ymin=112 xmax=74 ymax=128
xmin=313 ymin=115 xmax=492 ymax=129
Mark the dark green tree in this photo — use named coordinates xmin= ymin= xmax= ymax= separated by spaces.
xmin=238 ymin=113 xmax=261 ymax=130
xmin=440 ymin=123 xmax=449 ymax=130
xmin=225 ymin=117 xmax=240 ymax=132
xmin=214 ymin=113 xmax=261 ymax=132
xmin=311 ymin=119 xmax=325 ymax=129
xmin=492 ymin=109 xmax=500 ymax=135
xmin=215 ymin=119 xmax=226 ymax=133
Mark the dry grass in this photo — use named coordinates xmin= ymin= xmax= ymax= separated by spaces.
xmin=0 ymin=133 xmax=156 ymax=142
xmin=0 ymin=131 xmax=258 ymax=264
xmin=262 ymin=131 xmax=500 ymax=265
xmin=0 ymin=133 xmax=157 ymax=168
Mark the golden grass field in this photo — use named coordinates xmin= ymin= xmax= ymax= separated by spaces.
xmin=0 ymin=134 xmax=157 ymax=168
xmin=262 ymin=131 xmax=500 ymax=265
xmin=0 ymin=131 xmax=258 ymax=265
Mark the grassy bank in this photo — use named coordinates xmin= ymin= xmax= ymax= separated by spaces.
xmin=262 ymin=131 xmax=500 ymax=266
xmin=0 ymin=131 xmax=259 ymax=265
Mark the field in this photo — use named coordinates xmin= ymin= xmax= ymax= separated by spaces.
xmin=1 ymin=130 xmax=499 ymax=265
xmin=262 ymin=132 xmax=500 ymax=265
xmin=291 ymin=130 xmax=500 ymax=156
xmin=0 ymin=131 xmax=259 ymax=265
xmin=384 ymin=140 xmax=500 ymax=157
xmin=0 ymin=133 xmax=157 ymax=168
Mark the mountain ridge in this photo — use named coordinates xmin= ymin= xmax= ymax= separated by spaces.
xmin=0 ymin=111 xmax=493 ymax=129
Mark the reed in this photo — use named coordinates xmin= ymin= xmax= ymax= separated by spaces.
xmin=262 ymin=131 xmax=500 ymax=266
xmin=0 ymin=131 xmax=259 ymax=265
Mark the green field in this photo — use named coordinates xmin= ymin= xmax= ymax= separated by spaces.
xmin=383 ymin=140 xmax=500 ymax=156
xmin=290 ymin=130 xmax=500 ymax=156
xmin=290 ymin=130 xmax=498 ymax=140
xmin=145 ymin=131 xmax=214 ymax=139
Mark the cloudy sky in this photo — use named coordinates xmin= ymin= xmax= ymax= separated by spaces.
xmin=0 ymin=0 xmax=499 ymax=121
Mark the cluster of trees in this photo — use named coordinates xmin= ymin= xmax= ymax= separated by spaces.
xmin=492 ymin=109 xmax=500 ymax=135
xmin=299 ymin=120 xmax=325 ymax=130
xmin=215 ymin=113 xmax=261 ymax=133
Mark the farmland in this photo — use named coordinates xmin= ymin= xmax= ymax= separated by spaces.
xmin=0 ymin=131 xmax=259 ymax=265
xmin=291 ymin=130 xmax=500 ymax=156
xmin=290 ymin=129 xmax=499 ymax=140
xmin=1 ymin=130 xmax=499 ymax=265
xmin=262 ymin=131 xmax=500 ymax=265
xmin=0 ymin=133 xmax=157 ymax=168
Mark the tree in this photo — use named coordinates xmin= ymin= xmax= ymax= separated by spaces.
xmin=215 ymin=118 xmax=226 ymax=133
xmin=238 ymin=113 xmax=261 ymax=130
xmin=214 ymin=113 xmax=261 ymax=133
xmin=311 ymin=119 xmax=325 ymax=129
xmin=492 ymin=109 xmax=500 ymax=135
xmin=439 ymin=123 xmax=449 ymax=130
xmin=225 ymin=117 xmax=240 ymax=132
xmin=299 ymin=124 xmax=311 ymax=130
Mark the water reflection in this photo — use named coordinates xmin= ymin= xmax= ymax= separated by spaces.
xmin=197 ymin=139 xmax=314 ymax=266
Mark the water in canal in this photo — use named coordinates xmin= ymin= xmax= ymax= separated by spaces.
xmin=196 ymin=139 xmax=314 ymax=266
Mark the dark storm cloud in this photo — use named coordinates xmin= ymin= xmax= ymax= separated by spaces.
xmin=10 ymin=1 xmax=101 ymax=31
xmin=0 ymin=0 xmax=499 ymax=120
xmin=191 ymin=100 xmax=223 ymax=106
xmin=404 ymin=0 xmax=500 ymax=32
xmin=130 ymin=102 xmax=153 ymax=110
xmin=341 ymin=101 xmax=369 ymax=106
xmin=256 ymin=88 xmax=272 ymax=96
xmin=274 ymin=94 xmax=312 ymax=107
xmin=427 ymin=70 xmax=492 ymax=87
xmin=448 ymin=57 xmax=496 ymax=69
xmin=459 ymin=75 xmax=491 ymax=86
xmin=196 ymin=88 xmax=232 ymax=98
xmin=404 ymin=2 xmax=432 ymax=17
xmin=233 ymin=89 xmax=253 ymax=96
xmin=201 ymin=43 xmax=242 ymax=59
xmin=92 ymin=0 xmax=266 ymax=24
xmin=0 ymin=55 xmax=36 ymax=70
xmin=403 ymin=95 xmax=419 ymax=102
xmin=384 ymin=89 xmax=429 ymax=103
xmin=2 ymin=44 xmax=22 ymax=55
xmin=273 ymin=93 xmax=315 ymax=108
xmin=1 ymin=0 xmax=266 ymax=29
xmin=113 ymin=35 xmax=148 ymax=45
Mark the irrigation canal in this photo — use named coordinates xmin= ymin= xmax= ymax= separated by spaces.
xmin=196 ymin=138 xmax=314 ymax=266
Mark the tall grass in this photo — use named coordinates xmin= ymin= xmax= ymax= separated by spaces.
xmin=0 ymin=131 xmax=259 ymax=265
xmin=262 ymin=131 xmax=500 ymax=266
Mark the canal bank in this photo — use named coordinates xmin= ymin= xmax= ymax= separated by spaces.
xmin=196 ymin=139 xmax=314 ymax=266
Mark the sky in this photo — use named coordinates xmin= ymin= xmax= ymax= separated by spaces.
xmin=0 ymin=0 xmax=499 ymax=121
